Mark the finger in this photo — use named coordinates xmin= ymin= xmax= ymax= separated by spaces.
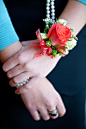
xmin=7 ymin=64 xmax=25 ymax=79
xmin=47 ymin=106 xmax=58 ymax=119
xmin=29 ymin=109 xmax=41 ymax=121
xmin=45 ymin=100 xmax=58 ymax=119
xmin=2 ymin=54 xmax=18 ymax=72
xmin=9 ymin=71 xmax=33 ymax=87
xmin=49 ymin=109 xmax=59 ymax=119
xmin=38 ymin=107 xmax=50 ymax=121
xmin=56 ymin=96 xmax=66 ymax=117
xmin=15 ymin=75 xmax=42 ymax=94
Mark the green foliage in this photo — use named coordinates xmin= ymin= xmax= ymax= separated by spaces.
xmin=46 ymin=41 xmax=51 ymax=47
xmin=52 ymin=50 xmax=57 ymax=57
xmin=52 ymin=46 xmax=56 ymax=50
xmin=43 ymin=26 xmax=50 ymax=33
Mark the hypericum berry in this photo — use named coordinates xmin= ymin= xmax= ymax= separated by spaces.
xmin=46 ymin=40 xmax=51 ymax=47
xmin=52 ymin=50 xmax=57 ymax=57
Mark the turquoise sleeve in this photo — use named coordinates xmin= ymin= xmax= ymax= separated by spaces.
xmin=0 ymin=0 xmax=19 ymax=51
xmin=77 ymin=0 xmax=86 ymax=5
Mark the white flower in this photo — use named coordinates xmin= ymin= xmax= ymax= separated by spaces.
xmin=43 ymin=18 xmax=53 ymax=23
xmin=57 ymin=19 xmax=67 ymax=26
xmin=66 ymin=38 xmax=77 ymax=50
xmin=62 ymin=49 xmax=69 ymax=57
xmin=41 ymin=33 xmax=48 ymax=39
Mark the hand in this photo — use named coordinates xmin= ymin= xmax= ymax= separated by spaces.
xmin=2 ymin=40 xmax=61 ymax=93
xmin=20 ymin=78 xmax=66 ymax=121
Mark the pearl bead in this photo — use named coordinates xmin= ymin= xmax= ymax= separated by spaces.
xmin=26 ymin=79 xmax=29 ymax=82
xmin=47 ymin=0 xmax=50 ymax=2
xmin=23 ymin=81 xmax=26 ymax=85
xmin=51 ymin=9 xmax=55 ymax=13
xmin=46 ymin=3 xmax=50 ymax=6
xmin=46 ymin=6 xmax=50 ymax=10
xmin=46 ymin=0 xmax=55 ymax=26
xmin=51 ymin=5 xmax=55 ymax=9
xmin=51 ymin=0 xmax=55 ymax=1
xmin=46 ymin=10 xmax=50 ymax=14
xmin=46 ymin=14 xmax=50 ymax=18
xmin=20 ymin=82 xmax=23 ymax=86
xmin=17 ymin=84 xmax=20 ymax=87
xmin=24 ymin=79 xmax=27 ymax=82
xmin=51 ymin=13 xmax=55 ymax=16
xmin=51 ymin=2 xmax=54 ymax=5
xmin=52 ymin=16 xmax=55 ymax=19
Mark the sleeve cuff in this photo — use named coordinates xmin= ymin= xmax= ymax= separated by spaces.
xmin=0 ymin=19 xmax=19 ymax=50
xmin=77 ymin=0 xmax=86 ymax=5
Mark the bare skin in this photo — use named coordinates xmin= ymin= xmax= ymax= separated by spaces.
xmin=20 ymin=77 xmax=66 ymax=121
xmin=0 ymin=40 xmax=66 ymax=121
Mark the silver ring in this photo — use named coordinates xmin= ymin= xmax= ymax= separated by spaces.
xmin=49 ymin=109 xmax=58 ymax=116
xmin=15 ymin=77 xmax=29 ymax=89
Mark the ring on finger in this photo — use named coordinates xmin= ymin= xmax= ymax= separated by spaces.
xmin=48 ymin=109 xmax=58 ymax=117
xmin=15 ymin=77 xmax=29 ymax=89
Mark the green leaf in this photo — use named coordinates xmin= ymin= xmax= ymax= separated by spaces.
xmin=43 ymin=26 xmax=50 ymax=33
xmin=63 ymin=46 xmax=67 ymax=50
xmin=41 ymin=33 xmax=48 ymax=39
xmin=52 ymin=46 xmax=56 ymax=50
xmin=46 ymin=41 xmax=51 ymax=47
xmin=55 ymin=45 xmax=60 ymax=47
xmin=49 ymin=53 xmax=53 ymax=55
xmin=52 ymin=50 xmax=57 ymax=57
xmin=59 ymin=53 xmax=63 ymax=56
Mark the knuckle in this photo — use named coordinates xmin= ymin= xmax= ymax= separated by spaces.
xmin=23 ymin=62 xmax=29 ymax=70
xmin=28 ymin=104 xmax=34 ymax=110
xmin=45 ymin=101 xmax=53 ymax=109
xmin=37 ymin=105 xmax=42 ymax=110
xmin=17 ymin=53 xmax=23 ymax=63
xmin=25 ymin=84 xmax=31 ymax=90
xmin=55 ymin=93 xmax=61 ymax=101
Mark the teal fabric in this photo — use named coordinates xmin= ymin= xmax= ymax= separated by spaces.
xmin=0 ymin=0 xmax=19 ymax=51
xmin=77 ymin=0 xmax=86 ymax=5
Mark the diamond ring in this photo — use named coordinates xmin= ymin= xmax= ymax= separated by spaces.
xmin=15 ymin=77 xmax=29 ymax=89
xmin=48 ymin=109 xmax=58 ymax=116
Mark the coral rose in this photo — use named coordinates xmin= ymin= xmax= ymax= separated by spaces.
xmin=47 ymin=23 xmax=71 ymax=46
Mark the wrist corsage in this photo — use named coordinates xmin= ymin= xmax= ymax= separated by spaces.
xmin=31 ymin=19 xmax=78 ymax=59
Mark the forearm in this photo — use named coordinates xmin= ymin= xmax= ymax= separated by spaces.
xmin=0 ymin=0 xmax=21 ymax=63
xmin=58 ymin=0 xmax=86 ymax=36
xmin=0 ymin=41 xmax=22 ymax=63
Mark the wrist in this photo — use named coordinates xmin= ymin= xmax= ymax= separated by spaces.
xmin=0 ymin=40 xmax=22 ymax=63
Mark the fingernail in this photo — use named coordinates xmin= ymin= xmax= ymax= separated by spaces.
xmin=3 ymin=67 xmax=7 ymax=72
xmin=15 ymin=90 xmax=20 ymax=95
